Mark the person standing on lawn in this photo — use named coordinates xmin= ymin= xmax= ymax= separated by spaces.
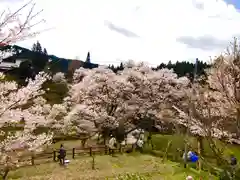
xmin=136 ymin=139 xmax=144 ymax=153
xmin=108 ymin=135 xmax=117 ymax=156
xmin=230 ymin=154 xmax=237 ymax=178
xmin=59 ymin=144 xmax=66 ymax=165
xmin=230 ymin=154 xmax=237 ymax=166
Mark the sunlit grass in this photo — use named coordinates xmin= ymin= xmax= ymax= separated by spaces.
xmin=8 ymin=153 xmax=215 ymax=180
xmin=7 ymin=134 xmax=231 ymax=179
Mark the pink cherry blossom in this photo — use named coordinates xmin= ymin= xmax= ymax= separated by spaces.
xmin=67 ymin=62 xmax=190 ymax=140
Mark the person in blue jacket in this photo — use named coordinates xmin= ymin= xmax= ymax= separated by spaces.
xmin=182 ymin=151 xmax=199 ymax=162
xmin=190 ymin=151 xmax=199 ymax=163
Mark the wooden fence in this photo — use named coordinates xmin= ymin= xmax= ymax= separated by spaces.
xmin=17 ymin=144 xmax=135 ymax=167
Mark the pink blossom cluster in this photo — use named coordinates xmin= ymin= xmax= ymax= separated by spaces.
xmin=65 ymin=62 xmax=190 ymax=139
xmin=0 ymin=71 xmax=66 ymax=172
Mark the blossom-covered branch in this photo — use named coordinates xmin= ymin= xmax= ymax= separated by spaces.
xmin=0 ymin=0 xmax=45 ymax=44
xmin=0 ymin=72 xmax=55 ymax=179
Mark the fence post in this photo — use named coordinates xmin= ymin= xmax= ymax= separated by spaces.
xmin=31 ymin=154 xmax=35 ymax=165
xmin=132 ymin=144 xmax=135 ymax=152
xmin=105 ymin=145 xmax=108 ymax=155
xmin=91 ymin=152 xmax=95 ymax=170
xmin=89 ymin=147 xmax=92 ymax=156
xmin=53 ymin=150 xmax=56 ymax=161
xmin=119 ymin=144 xmax=122 ymax=153
xmin=72 ymin=148 xmax=75 ymax=159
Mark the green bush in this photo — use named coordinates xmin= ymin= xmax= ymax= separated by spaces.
xmin=42 ymin=80 xmax=68 ymax=105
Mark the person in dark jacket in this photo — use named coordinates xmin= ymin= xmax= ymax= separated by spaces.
xmin=58 ymin=144 xmax=66 ymax=165
xmin=230 ymin=154 xmax=237 ymax=179
xmin=230 ymin=154 xmax=237 ymax=166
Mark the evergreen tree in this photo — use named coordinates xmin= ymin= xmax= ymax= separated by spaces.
xmin=86 ymin=52 xmax=91 ymax=63
xmin=32 ymin=43 xmax=37 ymax=52
xmin=36 ymin=41 xmax=42 ymax=53
xmin=43 ymin=48 xmax=48 ymax=55
xmin=32 ymin=41 xmax=42 ymax=53
xmin=31 ymin=41 xmax=48 ymax=72
xmin=119 ymin=62 xmax=124 ymax=70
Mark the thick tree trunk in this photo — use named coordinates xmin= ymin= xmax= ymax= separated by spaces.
xmin=184 ymin=139 xmax=188 ymax=168
xmin=197 ymin=136 xmax=203 ymax=171
xmin=147 ymin=132 xmax=153 ymax=149
xmin=237 ymin=108 xmax=240 ymax=138
xmin=2 ymin=169 xmax=9 ymax=180
xmin=91 ymin=153 xmax=95 ymax=170
xmin=103 ymin=137 xmax=106 ymax=145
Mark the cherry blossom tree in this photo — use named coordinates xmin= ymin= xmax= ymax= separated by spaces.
xmin=173 ymin=84 xmax=231 ymax=139
xmin=0 ymin=1 xmax=60 ymax=179
xmin=0 ymin=72 xmax=55 ymax=179
xmin=172 ymin=40 xmax=240 ymax=174
xmin=66 ymin=62 xmax=190 ymax=145
xmin=174 ymin=39 xmax=240 ymax=142
xmin=206 ymin=39 xmax=240 ymax=139
xmin=27 ymin=96 xmax=68 ymax=132
xmin=52 ymin=72 xmax=66 ymax=83
xmin=172 ymin=80 xmax=237 ymax=175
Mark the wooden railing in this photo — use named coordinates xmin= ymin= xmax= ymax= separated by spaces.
xmin=16 ymin=144 xmax=135 ymax=167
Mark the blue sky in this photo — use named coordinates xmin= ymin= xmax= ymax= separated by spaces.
xmin=1 ymin=0 xmax=240 ymax=66
xmin=225 ymin=0 xmax=240 ymax=9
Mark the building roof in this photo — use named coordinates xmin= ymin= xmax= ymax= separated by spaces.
xmin=0 ymin=42 xmax=7 ymax=46
xmin=0 ymin=45 xmax=99 ymax=72
xmin=68 ymin=59 xmax=84 ymax=72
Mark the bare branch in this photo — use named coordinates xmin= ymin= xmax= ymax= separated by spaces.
xmin=0 ymin=0 xmax=45 ymax=44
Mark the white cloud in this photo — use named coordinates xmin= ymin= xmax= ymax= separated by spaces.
xmin=1 ymin=0 xmax=240 ymax=66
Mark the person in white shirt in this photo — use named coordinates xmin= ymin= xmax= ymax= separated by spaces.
xmin=108 ymin=135 xmax=117 ymax=156
xmin=136 ymin=139 xmax=144 ymax=152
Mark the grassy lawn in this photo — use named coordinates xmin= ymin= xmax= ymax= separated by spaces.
xmin=6 ymin=134 xmax=240 ymax=179
xmin=8 ymin=153 xmax=215 ymax=180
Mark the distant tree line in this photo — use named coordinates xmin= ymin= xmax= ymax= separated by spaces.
xmin=108 ymin=60 xmax=211 ymax=81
